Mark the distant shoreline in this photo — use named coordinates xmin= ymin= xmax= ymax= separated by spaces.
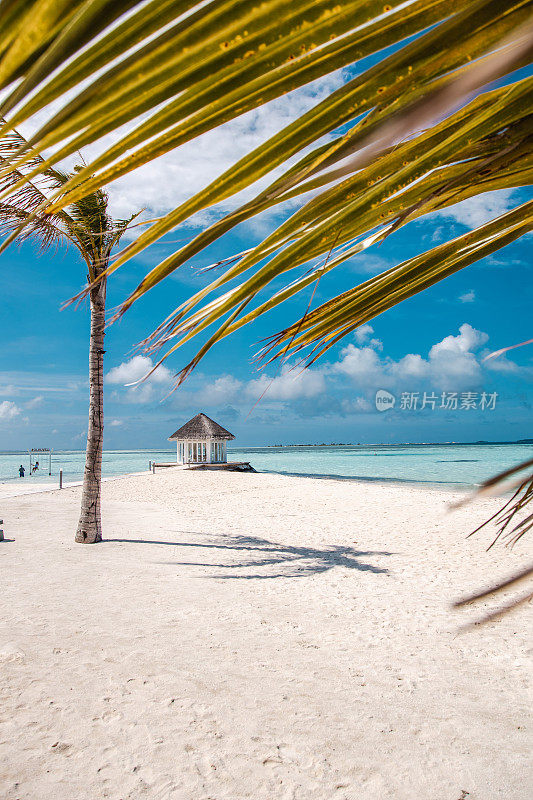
xmin=237 ymin=440 xmax=533 ymax=448
xmin=1 ymin=439 xmax=531 ymax=455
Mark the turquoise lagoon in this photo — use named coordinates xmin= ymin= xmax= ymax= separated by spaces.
xmin=0 ymin=443 xmax=531 ymax=487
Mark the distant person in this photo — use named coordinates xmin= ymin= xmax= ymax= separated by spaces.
xmin=32 ymin=461 xmax=39 ymax=474
xmin=19 ymin=465 xmax=25 ymax=478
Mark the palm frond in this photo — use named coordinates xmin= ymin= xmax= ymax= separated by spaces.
xmin=0 ymin=202 xmax=66 ymax=251
xmin=117 ymin=83 xmax=533 ymax=381
xmin=0 ymin=1 xmax=530 ymax=385
xmin=0 ymin=3 xmax=529 ymax=254
xmin=49 ymin=2 xmax=532 ymax=270
xmin=0 ymin=0 xmax=461 ymax=190
xmin=464 ymin=459 xmax=533 ymax=549
xmin=453 ymin=459 xmax=533 ymax=626
xmin=0 ymin=117 xmax=76 ymax=251
xmin=484 ymin=337 xmax=533 ymax=361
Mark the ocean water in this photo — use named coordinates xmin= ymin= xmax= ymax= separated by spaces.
xmin=231 ymin=444 xmax=533 ymax=486
xmin=0 ymin=449 xmax=174 ymax=485
xmin=0 ymin=443 xmax=531 ymax=487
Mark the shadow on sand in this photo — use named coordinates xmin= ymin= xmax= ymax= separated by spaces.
xmin=105 ymin=533 xmax=392 ymax=579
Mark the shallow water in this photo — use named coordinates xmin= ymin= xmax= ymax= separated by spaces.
xmin=0 ymin=449 xmax=173 ymax=485
xmin=230 ymin=443 xmax=533 ymax=487
xmin=0 ymin=443 xmax=531 ymax=487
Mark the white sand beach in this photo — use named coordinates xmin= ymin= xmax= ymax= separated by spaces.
xmin=1 ymin=470 xmax=531 ymax=800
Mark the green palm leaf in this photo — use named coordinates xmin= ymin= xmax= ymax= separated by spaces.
xmin=0 ymin=0 xmax=458 ymax=206
xmin=0 ymin=0 xmax=531 ymax=380
xmin=114 ymin=76 xmax=532 ymax=378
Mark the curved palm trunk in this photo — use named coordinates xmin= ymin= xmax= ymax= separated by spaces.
xmin=76 ymin=274 xmax=107 ymax=544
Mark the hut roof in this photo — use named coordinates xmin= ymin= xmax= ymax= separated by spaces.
xmin=168 ymin=413 xmax=235 ymax=441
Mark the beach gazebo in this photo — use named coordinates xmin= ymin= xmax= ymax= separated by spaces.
xmin=169 ymin=413 xmax=235 ymax=465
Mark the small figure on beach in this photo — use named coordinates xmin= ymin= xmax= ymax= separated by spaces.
xmin=32 ymin=461 xmax=39 ymax=474
xmin=19 ymin=465 xmax=25 ymax=478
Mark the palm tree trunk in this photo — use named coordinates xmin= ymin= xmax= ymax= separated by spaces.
xmin=75 ymin=274 xmax=107 ymax=543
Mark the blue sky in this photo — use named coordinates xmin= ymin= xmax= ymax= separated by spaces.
xmin=1 ymin=67 xmax=532 ymax=450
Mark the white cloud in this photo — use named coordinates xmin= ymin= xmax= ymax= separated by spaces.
xmin=106 ymin=355 xmax=174 ymax=404
xmin=333 ymin=323 xmax=491 ymax=391
xmin=458 ymin=290 xmax=475 ymax=303
xmin=151 ymin=322 xmax=502 ymax=416
xmin=354 ymin=324 xmax=374 ymax=344
xmin=426 ymin=324 xmax=487 ymax=388
xmin=391 ymin=353 xmax=429 ymax=380
xmin=353 ymin=324 xmax=383 ymax=350
xmin=341 ymin=396 xmax=373 ymax=414
xmin=246 ymin=364 xmax=326 ymax=401
xmin=348 ymin=254 xmax=390 ymax=275
xmin=95 ymin=324 xmax=526 ymax=422
xmin=431 ymin=225 xmax=446 ymax=243
xmin=0 ymin=372 xmax=87 ymax=397
xmin=334 ymin=345 xmax=384 ymax=386
xmin=110 ymin=73 xmax=344 ymax=223
xmin=106 ymin=354 xmax=172 ymax=386
xmin=483 ymin=354 xmax=521 ymax=374
xmin=0 ymin=400 xmax=21 ymax=420
xmin=25 ymin=395 xmax=44 ymax=409
xmin=110 ymin=361 xmax=280 ymax=409
xmin=429 ymin=323 xmax=488 ymax=357
xmin=434 ymin=189 xmax=517 ymax=229
xmin=195 ymin=374 xmax=243 ymax=405
xmin=127 ymin=383 xmax=158 ymax=403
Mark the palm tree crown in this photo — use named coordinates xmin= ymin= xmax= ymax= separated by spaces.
xmin=0 ymin=125 xmax=135 ymax=278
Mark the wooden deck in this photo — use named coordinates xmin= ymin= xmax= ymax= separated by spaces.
xmin=151 ymin=461 xmax=256 ymax=473
xmin=188 ymin=461 xmax=256 ymax=472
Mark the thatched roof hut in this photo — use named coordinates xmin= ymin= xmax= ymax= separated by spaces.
xmin=169 ymin=413 xmax=234 ymax=441
xmin=169 ymin=413 xmax=234 ymax=464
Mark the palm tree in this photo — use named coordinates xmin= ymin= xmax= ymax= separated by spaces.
xmin=0 ymin=126 xmax=137 ymax=543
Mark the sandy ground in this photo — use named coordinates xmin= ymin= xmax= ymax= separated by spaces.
xmin=0 ymin=481 xmax=62 ymax=498
xmin=1 ymin=470 xmax=531 ymax=800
